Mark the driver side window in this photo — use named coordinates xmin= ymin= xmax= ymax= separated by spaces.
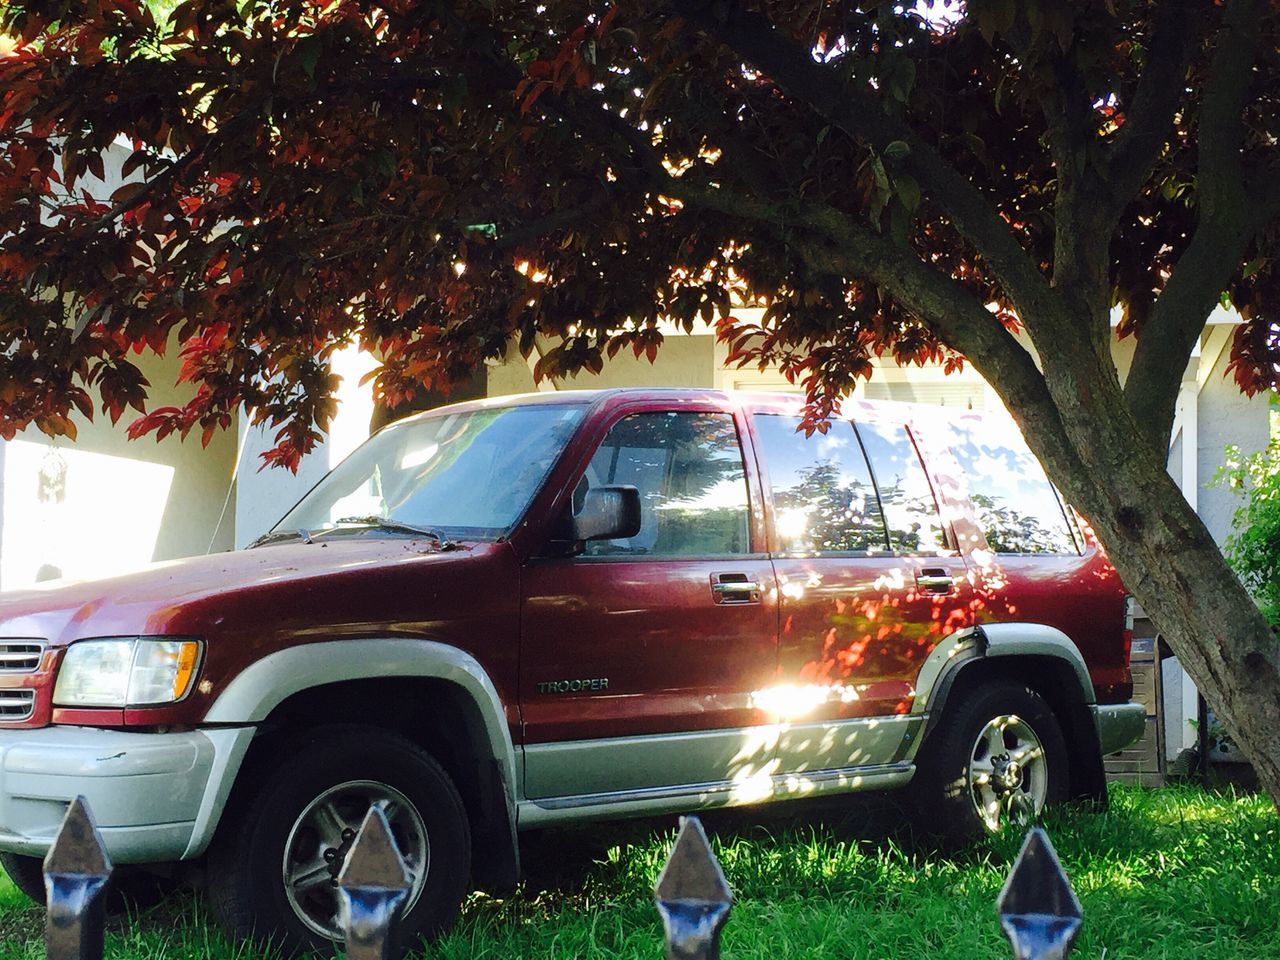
xmin=579 ymin=411 xmax=750 ymax=557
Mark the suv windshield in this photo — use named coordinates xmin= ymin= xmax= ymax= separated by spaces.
xmin=270 ymin=403 xmax=587 ymax=542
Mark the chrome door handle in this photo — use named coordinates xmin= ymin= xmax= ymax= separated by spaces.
xmin=916 ymin=569 xmax=955 ymax=594
xmin=711 ymin=573 xmax=761 ymax=604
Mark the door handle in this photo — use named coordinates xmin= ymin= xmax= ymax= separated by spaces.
xmin=710 ymin=573 xmax=761 ymax=604
xmin=916 ymin=569 xmax=955 ymax=595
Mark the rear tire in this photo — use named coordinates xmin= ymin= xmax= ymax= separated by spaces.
xmin=206 ymin=725 xmax=470 ymax=958
xmin=911 ymin=679 xmax=1069 ymax=842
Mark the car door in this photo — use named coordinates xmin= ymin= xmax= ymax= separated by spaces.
xmin=749 ymin=409 xmax=974 ymax=777
xmin=520 ymin=401 xmax=780 ymax=800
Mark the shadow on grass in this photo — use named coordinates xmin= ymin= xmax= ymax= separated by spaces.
xmin=1 ymin=783 xmax=1276 ymax=960
xmin=517 ymin=789 xmax=912 ymax=896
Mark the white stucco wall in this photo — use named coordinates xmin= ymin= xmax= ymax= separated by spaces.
xmin=1198 ymin=353 xmax=1272 ymax=544
xmin=231 ymin=343 xmax=379 ymax=548
xmin=486 ymin=333 xmax=716 ymax=397
xmin=0 ymin=344 xmax=238 ymax=589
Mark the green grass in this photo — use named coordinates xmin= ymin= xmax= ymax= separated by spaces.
xmin=2 ymin=784 xmax=1278 ymax=958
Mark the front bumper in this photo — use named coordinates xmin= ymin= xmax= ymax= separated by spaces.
xmin=1093 ymin=701 xmax=1147 ymax=756
xmin=0 ymin=725 xmax=253 ymax=865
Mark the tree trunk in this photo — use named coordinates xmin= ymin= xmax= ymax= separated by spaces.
xmin=1079 ymin=454 xmax=1280 ymax=806
xmin=1006 ymin=348 xmax=1280 ymax=808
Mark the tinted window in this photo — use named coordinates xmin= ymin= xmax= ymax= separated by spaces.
xmin=949 ymin=418 xmax=1078 ymax=554
xmin=582 ymin=412 xmax=750 ymax=557
xmin=856 ymin=421 xmax=946 ymax=553
xmin=754 ymin=415 xmax=888 ymax=553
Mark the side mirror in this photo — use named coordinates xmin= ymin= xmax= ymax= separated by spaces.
xmin=566 ymin=485 xmax=642 ymax=542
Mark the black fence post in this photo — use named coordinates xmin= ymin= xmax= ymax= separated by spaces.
xmin=653 ymin=816 xmax=734 ymax=960
xmin=337 ymin=806 xmax=414 ymax=960
xmin=44 ymin=796 xmax=113 ymax=960
xmin=997 ymin=827 xmax=1084 ymax=960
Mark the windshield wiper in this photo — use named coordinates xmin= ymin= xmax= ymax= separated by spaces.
xmin=333 ymin=516 xmax=456 ymax=547
xmin=247 ymin=528 xmax=313 ymax=548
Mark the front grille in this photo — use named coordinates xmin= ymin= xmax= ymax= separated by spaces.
xmin=0 ymin=642 xmax=44 ymax=674
xmin=0 ymin=690 xmax=35 ymax=721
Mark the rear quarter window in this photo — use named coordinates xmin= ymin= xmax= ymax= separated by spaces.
xmin=948 ymin=417 xmax=1079 ymax=555
xmin=855 ymin=420 xmax=948 ymax=554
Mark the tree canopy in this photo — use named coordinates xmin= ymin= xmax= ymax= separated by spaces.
xmin=1 ymin=1 xmax=1276 ymax=464
xmin=4 ymin=0 xmax=1280 ymax=805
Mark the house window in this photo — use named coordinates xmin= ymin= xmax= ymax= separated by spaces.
xmin=862 ymin=379 xmax=985 ymax=410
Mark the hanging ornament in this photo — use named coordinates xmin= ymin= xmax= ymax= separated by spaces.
xmin=37 ymin=448 xmax=67 ymax=504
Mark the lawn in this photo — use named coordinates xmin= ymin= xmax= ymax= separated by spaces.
xmin=1 ymin=783 xmax=1277 ymax=959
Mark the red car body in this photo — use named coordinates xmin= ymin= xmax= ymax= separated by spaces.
xmin=0 ymin=389 xmax=1143 ymax=954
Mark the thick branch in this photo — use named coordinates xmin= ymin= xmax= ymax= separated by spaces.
xmin=657 ymin=174 xmax=1086 ymax=483
xmin=1103 ymin=0 xmax=1196 ymax=207
xmin=682 ymin=5 xmax=1066 ymax=341
xmin=1124 ymin=0 xmax=1263 ymax=452
xmin=1040 ymin=48 xmax=1113 ymax=341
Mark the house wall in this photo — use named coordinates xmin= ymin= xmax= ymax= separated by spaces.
xmin=0 ymin=345 xmax=237 ymax=589
xmin=486 ymin=334 xmax=716 ymax=397
xmin=1199 ymin=351 xmax=1270 ymax=543
xmin=232 ymin=342 xmax=379 ymax=548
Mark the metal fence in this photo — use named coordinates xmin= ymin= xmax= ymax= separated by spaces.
xmin=39 ymin=796 xmax=1082 ymax=960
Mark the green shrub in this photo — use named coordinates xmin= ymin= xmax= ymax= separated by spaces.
xmin=1215 ymin=439 xmax=1280 ymax=628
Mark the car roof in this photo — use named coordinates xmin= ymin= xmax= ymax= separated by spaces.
xmin=389 ymin=386 xmax=1000 ymax=429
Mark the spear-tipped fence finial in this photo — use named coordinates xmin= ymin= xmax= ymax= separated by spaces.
xmin=997 ymin=827 xmax=1083 ymax=960
xmin=654 ymin=816 xmax=734 ymax=960
xmin=338 ymin=805 xmax=414 ymax=960
xmin=44 ymin=796 xmax=113 ymax=960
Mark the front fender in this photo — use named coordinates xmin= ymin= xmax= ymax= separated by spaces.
xmin=188 ymin=639 xmax=517 ymax=862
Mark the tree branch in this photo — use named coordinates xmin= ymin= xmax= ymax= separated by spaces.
xmin=653 ymin=172 xmax=1088 ymax=484
xmin=681 ymin=4 xmax=1067 ymax=344
xmin=491 ymin=183 xmax=618 ymax=250
xmin=87 ymin=146 xmax=202 ymax=231
xmin=1038 ymin=46 xmax=1113 ymax=339
xmin=1102 ymin=0 xmax=1196 ymax=207
xmin=1124 ymin=0 xmax=1263 ymax=452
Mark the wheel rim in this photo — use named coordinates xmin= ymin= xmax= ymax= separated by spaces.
xmin=967 ymin=714 xmax=1048 ymax=832
xmin=282 ymin=779 xmax=430 ymax=941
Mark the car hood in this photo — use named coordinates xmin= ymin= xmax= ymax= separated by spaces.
xmin=0 ymin=537 xmax=496 ymax=646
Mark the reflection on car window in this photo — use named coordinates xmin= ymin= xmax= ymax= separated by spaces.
xmin=754 ymin=415 xmax=889 ymax=554
xmin=582 ymin=412 xmax=750 ymax=557
xmin=949 ymin=417 xmax=1079 ymax=554
xmin=855 ymin=420 xmax=946 ymax=554
xmin=274 ymin=404 xmax=586 ymax=540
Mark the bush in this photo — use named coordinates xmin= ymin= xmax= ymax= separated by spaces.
xmin=1215 ymin=439 xmax=1280 ymax=628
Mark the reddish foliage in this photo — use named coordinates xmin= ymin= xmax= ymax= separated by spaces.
xmin=0 ymin=1 xmax=1276 ymax=467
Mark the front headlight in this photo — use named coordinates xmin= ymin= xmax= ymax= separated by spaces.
xmin=53 ymin=638 xmax=202 ymax=708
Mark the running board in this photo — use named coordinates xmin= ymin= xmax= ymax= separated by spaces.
xmin=517 ymin=762 xmax=915 ymax=828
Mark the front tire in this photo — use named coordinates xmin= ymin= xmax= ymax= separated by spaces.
xmin=0 ymin=852 xmax=44 ymax=905
xmin=207 ymin=726 xmax=470 ymax=957
xmin=1 ymin=852 xmax=174 ymax=912
xmin=911 ymin=679 xmax=1068 ymax=842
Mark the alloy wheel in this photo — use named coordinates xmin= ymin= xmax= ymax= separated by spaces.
xmin=967 ymin=714 xmax=1048 ymax=832
xmin=281 ymin=779 xmax=430 ymax=940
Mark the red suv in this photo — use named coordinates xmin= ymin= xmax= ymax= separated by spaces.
xmin=0 ymin=388 xmax=1143 ymax=954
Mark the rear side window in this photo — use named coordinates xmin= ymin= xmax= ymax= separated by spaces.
xmin=855 ymin=420 xmax=948 ymax=554
xmin=581 ymin=411 xmax=750 ymax=557
xmin=949 ymin=418 xmax=1078 ymax=554
xmin=754 ymin=415 xmax=889 ymax=554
